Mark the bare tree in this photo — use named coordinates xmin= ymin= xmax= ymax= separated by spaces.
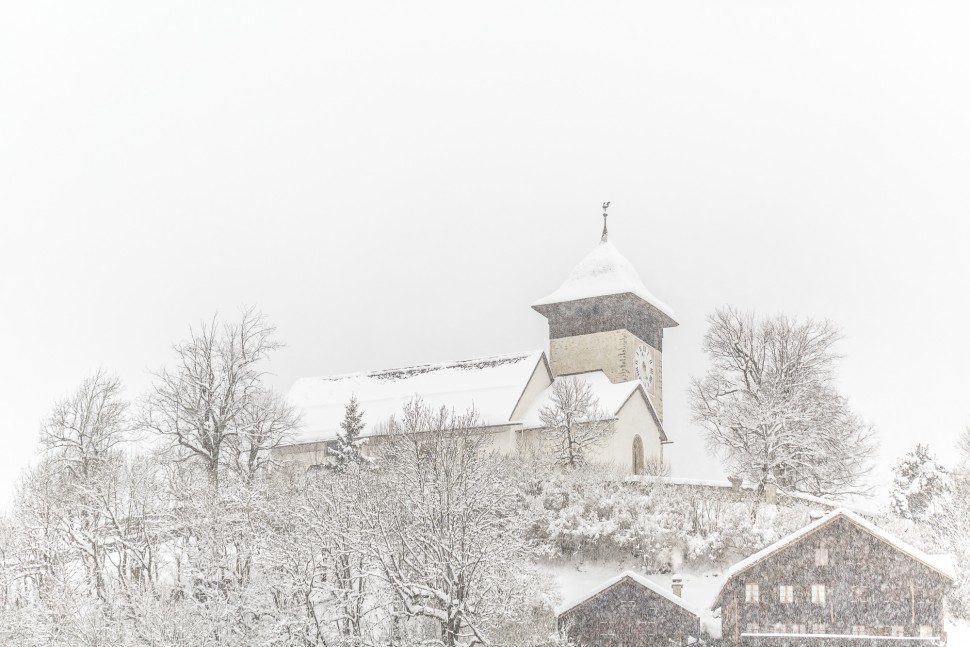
xmin=141 ymin=307 xmax=297 ymax=491
xmin=956 ymin=426 xmax=970 ymax=476
xmin=538 ymin=377 xmax=616 ymax=469
xmin=230 ymin=389 xmax=301 ymax=484
xmin=40 ymin=369 xmax=129 ymax=480
xmin=29 ymin=371 xmax=133 ymax=604
xmin=359 ymin=399 xmax=538 ymax=646
xmin=690 ymin=306 xmax=877 ymax=497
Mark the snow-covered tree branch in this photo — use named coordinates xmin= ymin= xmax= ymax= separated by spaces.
xmin=140 ymin=307 xmax=297 ymax=491
xmin=538 ymin=377 xmax=616 ymax=469
xmin=689 ymin=306 xmax=878 ymax=497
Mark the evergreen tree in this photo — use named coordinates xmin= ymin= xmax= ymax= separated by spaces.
xmin=890 ymin=443 xmax=949 ymax=522
xmin=333 ymin=395 xmax=365 ymax=468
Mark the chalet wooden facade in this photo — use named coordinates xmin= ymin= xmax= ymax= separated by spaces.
xmin=557 ymin=571 xmax=701 ymax=646
xmin=712 ymin=509 xmax=955 ymax=647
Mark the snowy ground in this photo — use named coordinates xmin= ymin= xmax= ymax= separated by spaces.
xmin=946 ymin=619 xmax=970 ymax=643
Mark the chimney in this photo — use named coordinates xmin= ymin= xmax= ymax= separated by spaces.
xmin=671 ymin=574 xmax=683 ymax=598
xmin=728 ymin=477 xmax=742 ymax=492
xmin=764 ymin=483 xmax=777 ymax=505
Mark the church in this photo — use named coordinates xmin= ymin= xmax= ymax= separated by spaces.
xmin=277 ymin=208 xmax=678 ymax=474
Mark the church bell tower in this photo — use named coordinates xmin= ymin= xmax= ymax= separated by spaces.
xmin=532 ymin=204 xmax=678 ymax=420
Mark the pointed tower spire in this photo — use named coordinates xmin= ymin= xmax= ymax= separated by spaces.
xmin=601 ymin=201 xmax=610 ymax=242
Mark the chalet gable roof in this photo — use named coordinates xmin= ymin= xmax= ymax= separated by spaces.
xmin=557 ymin=570 xmax=699 ymax=617
xmin=711 ymin=508 xmax=956 ymax=609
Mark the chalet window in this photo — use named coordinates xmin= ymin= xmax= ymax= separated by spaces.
xmin=812 ymin=624 xmax=827 ymax=634
xmin=778 ymin=585 xmax=794 ymax=603
xmin=745 ymin=583 xmax=760 ymax=604
xmin=791 ymin=624 xmax=806 ymax=634
xmin=746 ymin=623 xmax=760 ymax=633
xmin=598 ymin=621 xmax=617 ymax=637
xmin=773 ymin=622 xmax=785 ymax=633
xmin=645 ymin=621 xmax=657 ymax=636
xmin=815 ymin=547 xmax=829 ymax=566
xmin=890 ymin=625 xmax=905 ymax=637
xmin=811 ymin=584 xmax=826 ymax=605
xmin=851 ymin=625 xmax=866 ymax=636
xmin=919 ymin=625 xmax=934 ymax=637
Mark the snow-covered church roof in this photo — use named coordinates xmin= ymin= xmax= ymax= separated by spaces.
xmin=287 ymin=350 xmax=546 ymax=445
xmin=532 ymin=240 xmax=677 ymax=321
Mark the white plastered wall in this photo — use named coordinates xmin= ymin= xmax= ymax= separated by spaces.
xmin=592 ymin=390 xmax=663 ymax=472
xmin=512 ymin=389 xmax=662 ymax=473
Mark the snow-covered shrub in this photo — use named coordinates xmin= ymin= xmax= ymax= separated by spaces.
xmin=520 ymin=463 xmax=821 ymax=574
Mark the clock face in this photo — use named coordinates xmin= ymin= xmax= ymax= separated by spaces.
xmin=634 ymin=344 xmax=654 ymax=390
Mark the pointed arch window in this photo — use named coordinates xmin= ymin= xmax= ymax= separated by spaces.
xmin=632 ymin=435 xmax=644 ymax=474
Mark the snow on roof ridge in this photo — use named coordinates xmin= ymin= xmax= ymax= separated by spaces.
xmin=711 ymin=508 xmax=955 ymax=609
xmin=302 ymin=349 xmax=544 ymax=383
xmin=286 ymin=350 xmax=546 ymax=445
xmin=779 ymin=488 xmax=882 ymax=517
xmin=532 ymin=241 xmax=677 ymax=321
xmin=557 ymin=570 xmax=699 ymax=617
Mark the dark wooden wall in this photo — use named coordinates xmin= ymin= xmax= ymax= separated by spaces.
xmin=719 ymin=516 xmax=949 ymax=647
xmin=558 ymin=577 xmax=700 ymax=647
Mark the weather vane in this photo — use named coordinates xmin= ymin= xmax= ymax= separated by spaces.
xmin=601 ymin=201 xmax=610 ymax=242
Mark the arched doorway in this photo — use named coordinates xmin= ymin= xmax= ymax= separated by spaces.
xmin=632 ymin=435 xmax=644 ymax=474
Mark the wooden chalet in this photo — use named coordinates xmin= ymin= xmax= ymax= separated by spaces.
xmin=711 ymin=509 xmax=955 ymax=646
xmin=557 ymin=570 xmax=702 ymax=646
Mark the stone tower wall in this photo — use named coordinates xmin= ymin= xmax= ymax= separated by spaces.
xmin=549 ymin=329 xmax=664 ymax=421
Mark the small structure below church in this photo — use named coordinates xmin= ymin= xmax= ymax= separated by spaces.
xmin=277 ymin=208 xmax=678 ymax=474
xmin=557 ymin=571 xmax=703 ymax=646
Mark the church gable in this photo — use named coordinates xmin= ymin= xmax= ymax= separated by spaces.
xmin=515 ymin=371 xmax=641 ymax=429
xmin=509 ymin=353 xmax=554 ymax=422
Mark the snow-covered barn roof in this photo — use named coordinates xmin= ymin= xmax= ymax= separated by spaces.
xmin=711 ymin=508 xmax=956 ymax=609
xmin=286 ymin=350 xmax=546 ymax=445
xmin=532 ymin=240 xmax=677 ymax=321
xmin=557 ymin=570 xmax=699 ymax=617
xmin=518 ymin=371 xmax=667 ymax=441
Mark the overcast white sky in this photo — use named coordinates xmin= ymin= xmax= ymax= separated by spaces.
xmin=2 ymin=1 xmax=969 ymax=508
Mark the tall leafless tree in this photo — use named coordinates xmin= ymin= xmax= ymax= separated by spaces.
xmin=141 ymin=308 xmax=298 ymax=491
xmin=359 ymin=399 xmax=537 ymax=646
xmin=32 ymin=371 xmax=132 ymax=603
xmin=40 ymin=368 xmax=129 ymax=480
xmin=538 ymin=377 xmax=616 ymax=469
xmin=690 ymin=306 xmax=877 ymax=497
